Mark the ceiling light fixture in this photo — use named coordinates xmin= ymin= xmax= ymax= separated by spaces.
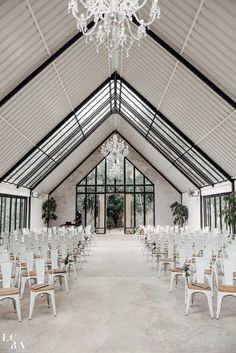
xmin=101 ymin=134 xmax=129 ymax=178
xmin=68 ymin=0 xmax=160 ymax=57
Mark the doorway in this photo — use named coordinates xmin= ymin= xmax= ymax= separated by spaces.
xmin=106 ymin=194 xmax=124 ymax=231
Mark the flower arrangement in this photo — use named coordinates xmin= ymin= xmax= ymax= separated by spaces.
xmin=182 ymin=263 xmax=191 ymax=283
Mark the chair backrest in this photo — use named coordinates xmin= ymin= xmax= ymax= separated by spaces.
xmin=35 ymin=259 xmax=46 ymax=284
xmin=50 ymin=249 xmax=58 ymax=270
xmin=0 ymin=252 xmax=9 ymax=263
xmin=223 ymin=259 xmax=234 ymax=286
xmin=26 ymin=251 xmax=34 ymax=272
xmin=178 ymin=248 xmax=186 ymax=267
xmin=1 ymin=262 xmax=13 ymax=288
xmin=228 ymin=250 xmax=236 ymax=260
xmin=203 ymin=249 xmax=212 ymax=269
xmin=60 ymin=243 xmax=67 ymax=258
xmin=195 ymin=258 xmax=205 ymax=283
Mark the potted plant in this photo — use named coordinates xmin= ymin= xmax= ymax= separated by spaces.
xmin=170 ymin=201 xmax=188 ymax=229
xmin=222 ymin=192 xmax=236 ymax=236
xmin=42 ymin=197 xmax=57 ymax=227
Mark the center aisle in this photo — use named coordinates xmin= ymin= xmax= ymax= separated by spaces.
xmin=1 ymin=230 xmax=235 ymax=353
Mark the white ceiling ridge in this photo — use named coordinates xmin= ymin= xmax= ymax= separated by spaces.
xmin=156 ymin=0 xmax=205 ymax=111
xmin=0 ymin=114 xmax=36 ymax=147
xmin=194 ymin=109 xmax=236 ymax=146
xmin=26 ymin=0 xmax=92 ymax=154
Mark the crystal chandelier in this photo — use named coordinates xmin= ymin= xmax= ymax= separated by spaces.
xmin=68 ymin=0 xmax=160 ymax=57
xmin=101 ymin=134 xmax=129 ymax=177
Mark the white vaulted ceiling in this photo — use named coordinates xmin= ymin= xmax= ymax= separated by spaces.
xmin=0 ymin=0 xmax=235 ymax=193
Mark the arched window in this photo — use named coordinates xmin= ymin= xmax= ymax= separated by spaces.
xmin=76 ymin=158 xmax=155 ymax=234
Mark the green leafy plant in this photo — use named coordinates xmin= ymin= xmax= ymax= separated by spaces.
xmin=42 ymin=197 xmax=57 ymax=226
xmin=170 ymin=201 xmax=188 ymax=228
xmin=222 ymin=192 xmax=236 ymax=235
xmin=64 ymin=254 xmax=70 ymax=266
xmin=183 ymin=263 xmax=191 ymax=283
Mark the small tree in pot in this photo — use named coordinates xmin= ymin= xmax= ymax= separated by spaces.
xmin=42 ymin=197 xmax=57 ymax=227
xmin=170 ymin=201 xmax=188 ymax=229
xmin=222 ymin=192 xmax=236 ymax=236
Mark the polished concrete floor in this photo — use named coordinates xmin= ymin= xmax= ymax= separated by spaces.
xmin=0 ymin=230 xmax=236 ymax=353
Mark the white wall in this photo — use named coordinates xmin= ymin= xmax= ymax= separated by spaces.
xmin=30 ymin=194 xmax=48 ymax=229
xmin=182 ymin=192 xmax=201 ymax=230
xmin=50 ymin=144 xmax=181 ymax=227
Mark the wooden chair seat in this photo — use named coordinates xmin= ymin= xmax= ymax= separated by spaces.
xmin=188 ymin=282 xmax=211 ymax=291
xmin=0 ymin=287 xmax=19 ymax=296
xmin=160 ymin=257 xmax=173 ymax=262
xmin=218 ymin=285 xmax=236 ymax=293
xmin=22 ymin=271 xmax=37 ymax=277
xmin=31 ymin=284 xmax=54 ymax=292
xmin=48 ymin=268 xmax=67 ymax=274
xmin=172 ymin=267 xmax=184 ymax=273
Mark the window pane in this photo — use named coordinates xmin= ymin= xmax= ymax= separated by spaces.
xmin=135 ymin=193 xmax=144 ymax=226
xmin=135 ymin=169 xmax=143 ymax=184
xmin=87 ymin=170 xmax=95 ymax=185
xmin=77 ymin=194 xmax=86 ymax=227
xmin=145 ymin=194 xmax=154 ymax=225
xmin=125 ymin=160 xmax=134 ymax=184
xmin=86 ymin=194 xmax=96 ymax=226
xmin=97 ymin=159 xmax=105 ymax=185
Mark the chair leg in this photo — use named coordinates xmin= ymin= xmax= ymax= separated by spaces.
xmin=46 ymin=294 xmax=50 ymax=308
xmin=64 ymin=275 xmax=69 ymax=294
xmin=12 ymin=298 xmax=16 ymax=312
xmin=29 ymin=292 xmax=36 ymax=320
xmin=50 ymin=292 xmax=56 ymax=317
xmin=73 ymin=262 xmax=77 ymax=279
xmin=158 ymin=263 xmax=162 ymax=278
xmin=185 ymin=291 xmax=192 ymax=316
xmin=206 ymin=293 xmax=214 ymax=319
xmin=216 ymin=292 xmax=223 ymax=319
xmin=169 ymin=273 xmax=174 ymax=293
xmin=15 ymin=296 xmax=21 ymax=322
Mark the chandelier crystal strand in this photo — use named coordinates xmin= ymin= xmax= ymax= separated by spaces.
xmin=68 ymin=0 xmax=160 ymax=57
xmin=101 ymin=134 xmax=129 ymax=178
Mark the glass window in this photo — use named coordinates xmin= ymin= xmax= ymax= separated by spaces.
xmin=0 ymin=194 xmax=27 ymax=235
xmin=76 ymin=156 xmax=154 ymax=232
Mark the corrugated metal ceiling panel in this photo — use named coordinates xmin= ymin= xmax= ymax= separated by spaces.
xmin=121 ymin=36 xmax=176 ymax=109
xmin=0 ymin=119 xmax=33 ymax=176
xmin=29 ymin=0 xmax=77 ymax=54
xmin=55 ymin=40 xmax=108 ymax=109
xmin=184 ymin=0 xmax=236 ymax=100
xmin=160 ymin=64 xmax=234 ymax=143
xmin=146 ymin=0 xmax=201 ymax=52
xmin=0 ymin=0 xmax=47 ymax=99
xmin=197 ymin=112 xmax=236 ymax=177
xmin=0 ymin=65 xmax=70 ymax=144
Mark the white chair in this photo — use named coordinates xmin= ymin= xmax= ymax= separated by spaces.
xmin=29 ymin=259 xmax=56 ymax=320
xmin=20 ymin=251 xmax=36 ymax=299
xmin=169 ymin=248 xmax=186 ymax=293
xmin=48 ymin=249 xmax=69 ymax=293
xmin=216 ymin=259 xmax=236 ymax=319
xmin=185 ymin=258 xmax=214 ymax=318
xmin=158 ymin=242 xmax=175 ymax=277
xmin=0 ymin=262 xmax=21 ymax=322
